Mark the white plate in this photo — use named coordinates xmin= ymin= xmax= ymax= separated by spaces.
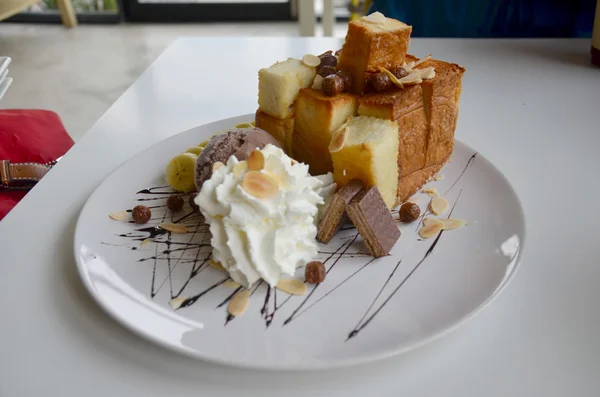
xmin=74 ymin=114 xmax=525 ymax=370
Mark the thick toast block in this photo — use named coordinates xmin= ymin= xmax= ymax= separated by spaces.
xmin=258 ymin=58 xmax=316 ymax=119
xmin=294 ymin=88 xmax=358 ymax=175
xmin=330 ymin=116 xmax=399 ymax=209
xmin=357 ymin=57 xmax=465 ymax=205
xmin=337 ymin=14 xmax=412 ymax=93
xmin=254 ymin=109 xmax=294 ymax=154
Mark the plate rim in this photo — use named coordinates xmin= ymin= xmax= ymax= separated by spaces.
xmin=73 ymin=113 xmax=527 ymax=370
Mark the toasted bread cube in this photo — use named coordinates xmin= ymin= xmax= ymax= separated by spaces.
xmin=359 ymin=85 xmax=428 ymax=179
xmin=337 ymin=14 xmax=412 ymax=93
xmin=420 ymin=59 xmax=465 ymax=168
xmin=258 ymin=58 xmax=316 ymax=119
xmin=294 ymin=88 xmax=358 ymax=175
xmin=330 ymin=116 xmax=399 ymax=209
xmin=254 ymin=109 xmax=294 ymax=154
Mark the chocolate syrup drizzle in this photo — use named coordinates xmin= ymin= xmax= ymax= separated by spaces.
xmin=101 ymin=152 xmax=477 ymax=340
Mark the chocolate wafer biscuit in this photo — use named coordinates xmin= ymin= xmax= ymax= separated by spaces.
xmin=317 ymin=180 xmax=364 ymax=243
xmin=346 ymin=186 xmax=401 ymax=257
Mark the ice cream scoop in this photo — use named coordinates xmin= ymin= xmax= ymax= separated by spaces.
xmin=195 ymin=127 xmax=281 ymax=191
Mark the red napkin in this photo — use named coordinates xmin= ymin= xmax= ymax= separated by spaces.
xmin=0 ymin=110 xmax=74 ymax=220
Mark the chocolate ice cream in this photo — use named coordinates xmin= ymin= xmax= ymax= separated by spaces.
xmin=195 ymin=127 xmax=282 ymax=191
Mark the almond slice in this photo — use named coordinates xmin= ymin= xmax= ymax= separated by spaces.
xmin=434 ymin=174 xmax=445 ymax=181
xmin=224 ymin=279 xmax=241 ymax=289
xmin=232 ymin=160 xmax=248 ymax=178
xmin=302 ymin=54 xmax=321 ymax=68
xmin=228 ymin=289 xmax=250 ymax=317
xmin=140 ymin=238 xmax=153 ymax=247
xmin=430 ymin=196 xmax=449 ymax=215
xmin=379 ymin=67 xmax=405 ymax=89
xmin=159 ymin=223 xmax=189 ymax=234
xmin=414 ymin=66 xmax=436 ymax=80
xmin=109 ymin=210 xmax=128 ymax=221
xmin=247 ymin=150 xmax=265 ymax=171
xmin=419 ymin=218 xmax=444 ymax=239
xmin=412 ymin=54 xmax=432 ymax=68
xmin=242 ymin=170 xmax=280 ymax=199
xmin=398 ymin=73 xmax=423 ymax=86
xmin=440 ymin=218 xmax=466 ymax=230
xmin=329 ymin=125 xmax=348 ymax=153
xmin=208 ymin=259 xmax=226 ymax=272
xmin=362 ymin=11 xmax=386 ymax=25
xmin=213 ymin=161 xmax=224 ymax=172
xmin=422 ymin=187 xmax=440 ymax=197
xmin=169 ymin=297 xmax=186 ymax=310
xmin=276 ymin=279 xmax=307 ymax=296
xmin=312 ymin=74 xmax=323 ymax=90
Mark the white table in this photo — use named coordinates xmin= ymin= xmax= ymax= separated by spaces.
xmin=1 ymin=38 xmax=599 ymax=396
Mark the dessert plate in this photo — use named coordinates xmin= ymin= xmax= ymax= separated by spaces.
xmin=74 ymin=114 xmax=525 ymax=370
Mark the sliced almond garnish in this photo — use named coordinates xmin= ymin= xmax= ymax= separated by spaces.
xmin=109 ymin=210 xmax=128 ymax=221
xmin=169 ymin=297 xmax=186 ymax=310
xmin=414 ymin=66 xmax=435 ymax=80
xmin=412 ymin=54 xmax=432 ymax=68
xmin=440 ymin=218 xmax=466 ymax=230
xmin=159 ymin=223 xmax=189 ymax=234
xmin=208 ymin=259 xmax=226 ymax=272
xmin=224 ymin=279 xmax=241 ymax=289
xmin=227 ymin=289 xmax=250 ymax=317
xmin=140 ymin=238 xmax=152 ymax=247
xmin=212 ymin=161 xmax=224 ymax=172
xmin=232 ymin=160 xmax=248 ymax=178
xmin=362 ymin=11 xmax=386 ymax=25
xmin=422 ymin=187 xmax=440 ymax=197
xmin=419 ymin=218 xmax=444 ymax=239
xmin=329 ymin=125 xmax=348 ymax=153
xmin=276 ymin=279 xmax=307 ymax=296
xmin=398 ymin=73 xmax=423 ymax=85
xmin=242 ymin=171 xmax=280 ymax=199
xmin=312 ymin=74 xmax=323 ymax=90
xmin=430 ymin=196 xmax=449 ymax=215
xmin=434 ymin=174 xmax=445 ymax=181
xmin=302 ymin=54 xmax=321 ymax=68
xmin=247 ymin=150 xmax=265 ymax=171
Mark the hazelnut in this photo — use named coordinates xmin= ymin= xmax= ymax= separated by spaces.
xmin=132 ymin=205 xmax=151 ymax=224
xmin=189 ymin=194 xmax=200 ymax=211
xmin=399 ymin=202 xmax=420 ymax=223
xmin=319 ymin=54 xmax=337 ymax=68
xmin=335 ymin=49 xmax=342 ymax=56
xmin=167 ymin=195 xmax=184 ymax=212
xmin=319 ymin=50 xmax=333 ymax=57
xmin=336 ymin=70 xmax=352 ymax=92
xmin=391 ymin=66 xmax=408 ymax=79
xmin=317 ymin=65 xmax=336 ymax=78
xmin=305 ymin=261 xmax=326 ymax=284
xmin=322 ymin=74 xmax=344 ymax=96
xmin=370 ymin=72 xmax=392 ymax=92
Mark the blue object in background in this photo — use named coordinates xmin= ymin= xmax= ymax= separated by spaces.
xmin=369 ymin=0 xmax=596 ymax=38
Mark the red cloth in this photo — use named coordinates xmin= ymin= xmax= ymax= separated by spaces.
xmin=0 ymin=110 xmax=74 ymax=220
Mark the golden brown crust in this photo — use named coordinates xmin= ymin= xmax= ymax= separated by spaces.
xmin=254 ymin=109 xmax=294 ymax=154
xmin=337 ymin=19 xmax=412 ymax=93
xmin=395 ymin=163 xmax=445 ymax=206
xmin=294 ymin=88 xmax=358 ymax=175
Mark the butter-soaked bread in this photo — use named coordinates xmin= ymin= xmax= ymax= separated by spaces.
xmin=357 ymin=57 xmax=465 ymax=205
xmin=258 ymin=58 xmax=316 ymax=119
xmin=293 ymin=88 xmax=358 ymax=175
xmin=337 ymin=14 xmax=412 ymax=93
xmin=330 ymin=116 xmax=399 ymax=209
xmin=254 ymin=109 xmax=294 ymax=154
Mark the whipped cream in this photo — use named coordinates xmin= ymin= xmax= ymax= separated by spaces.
xmin=196 ymin=144 xmax=335 ymax=288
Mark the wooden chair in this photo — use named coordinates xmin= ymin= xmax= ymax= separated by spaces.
xmin=0 ymin=0 xmax=78 ymax=28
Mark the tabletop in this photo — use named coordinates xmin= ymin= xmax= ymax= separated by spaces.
xmin=1 ymin=37 xmax=599 ymax=397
